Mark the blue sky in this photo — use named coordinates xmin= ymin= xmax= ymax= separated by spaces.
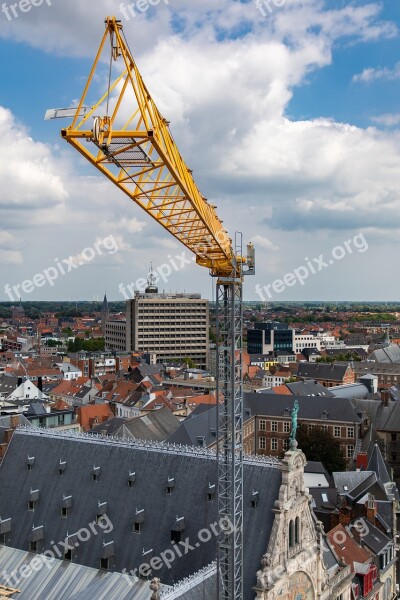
xmin=0 ymin=0 xmax=399 ymax=302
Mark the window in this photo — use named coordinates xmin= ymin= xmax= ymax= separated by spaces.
xmin=258 ymin=437 xmax=266 ymax=450
xmin=334 ymin=426 xmax=341 ymax=437
xmin=271 ymin=421 xmax=278 ymax=432
xmin=28 ymin=500 xmax=36 ymax=511
xmin=259 ymin=419 xmax=266 ymax=431
xmin=100 ymin=557 xmax=109 ymax=570
xmin=347 ymin=445 xmax=354 ymax=459
xmin=133 ymin=522 xmax=141 ymax=534
xmin=295 ymin=516 xmax=300 ymax=544
xmin=29 ymin=540 xmax=38 ymax=553
xmin=307 ymin=424 xmax=314 ymax=433
xmin=61 ymin=506 xmax=68 ymax=518
xmin=284 ymin=422 xmax=290 ymax=433
xmin=271 ymin=438 xmax=278 ymax=451
xmin=391 ymin=433 xmax=397 ymax=442
xmin=321 ymin=425 xmax=328 ymax=433
xmin=347 ymin=427 xmax=355 ymax=439
xmin=283 ymin=439 xmax=289 ymax=451
xmin=289 ymin=520 xmax=294 ymax=547
xmin=171 ymin=530 xmax=181 ymax=544
xmin=64 ymin=548 xmax=72 ymax=561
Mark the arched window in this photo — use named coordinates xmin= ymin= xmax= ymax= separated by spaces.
xmin=289 ymin=520 xmax=295 ymax=547
xmin=295 ymin=516 xmax=300 ymax=544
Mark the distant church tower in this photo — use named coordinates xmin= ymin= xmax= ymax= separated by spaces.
xmin=101 ymin=293 xmax=109 ymax=334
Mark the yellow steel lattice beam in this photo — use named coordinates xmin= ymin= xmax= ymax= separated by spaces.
xmin=61 ymin=16 xmax=237 ymax=276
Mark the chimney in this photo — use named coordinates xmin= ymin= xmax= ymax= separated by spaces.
xmin=10 ymin=415 xmax=19 ymax=429
xmin=37 ymin=377 xmax=43 ymax=392
xmin=4 ymin=429 xmax=13 ymax=444
xmin=381 ymin=390 xmax=390 ymax=407
xmin=356 ymin=453 xmax=368 ymax=470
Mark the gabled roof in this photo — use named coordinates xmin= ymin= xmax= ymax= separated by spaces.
xmin=0 ymin=428 xmax=281 ymax=600
xmin=287 ymin=380 xmax=333 ymax=397
xmin=244 ymin=393 xmax=361 ymax=423
xmin=327 ymin=525 xmax=371 ymax=572
xmin=167 ymin=407 xmax=218 ymax=447
xmin=297 ymin=362 xmax=350 ymax=382
xmin=367 ymin=443 xmax=392 ymax=486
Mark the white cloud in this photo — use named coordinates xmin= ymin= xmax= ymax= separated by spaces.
xmin=353 ymin=61 xmax=400 ymax=83
xmin=371 ymin=113 xmax=400 ymax=127
xmin=0 ymin=107 xmax=67 ymax=228
xmin=251 ymin=235 xmax=279 ymax=252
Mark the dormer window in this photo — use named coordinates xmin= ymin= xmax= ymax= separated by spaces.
xmin=251 ymin=491 xmax=259 ymax=508
xmin=100 ymin=541 xmax=115 ymax=570
xmin=128 ymin=472 xmax=136 ymax=487
xmin=61 ymin=495 xmax=72 ymax=518
xmin=207 ymin=483 xmax=216 ymax=502
xmin=133 ymin=508 xmax=145 ymax=534
xmin=92 ymin=466 xmax=101 ymax=481
xmin=166 ymin=477 xmax=175 ymax=495
xmin=59 ymin=460 xmax=66 ymax=475
xmin=96 ymin=501 xmax=107 ymax=523
xmin=28 ymin=489 xmax=39 ymax=511
xmin=27 ymin=456 xmax=35 ymax=470
xmin=171 ymin=516 xmax=185 ymax=544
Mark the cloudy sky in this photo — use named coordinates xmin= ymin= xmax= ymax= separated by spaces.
xmin=0 ymin=0 xmax=399 ymax=302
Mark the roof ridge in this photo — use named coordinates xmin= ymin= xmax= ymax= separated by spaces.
xmin=14 ymin=426 xmax=280 ymax=468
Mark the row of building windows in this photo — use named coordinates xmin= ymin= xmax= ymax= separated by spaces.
xmin=258 ymin=436 xmax=355 ymax=457
xmin=257 ymin=419 xmax=355 ymax=439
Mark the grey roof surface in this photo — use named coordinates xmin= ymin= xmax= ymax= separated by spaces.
xmin=297 ymin=362 xmax=349 ymax=382
xmin=0 ymin=545 xmax=152 ymax=600
xmin=286 ymin=380 xmax=333 ymax=397
xmin=330 ymin=383 xmax=369 ymax=399
xmin=0 ymin=428 xmax=281 ymax=600
xmin=367 ymin=443 xmax=392 ymax=486
xmin=25 ymin=403 xmax=48 ymax=417
xmin=167 ymin=406 xmax=217 ymax=447
xmin=368 ymin=345 xmax=400 ymax=364
xmin=352 ymin=398 xmax=400 ymax=432
xmin=0 ymin=414 xmax=31 ymax=428
xmin=0 ymin=374 xmax=18 ymax=395
xmin=244 ymin=393 xmax=362 ymax=424
xmin=89 ymin=417 xmax=126 ymax=436
xmin=360 ymin=520 xmax=391 ymax=554
xmin=333 ymin=471 xmax=375 ymax=495
xmin=119 ymin=407 xmax=181 ymax=442
xmin=390 ymin=384 xmax=400 ymax=402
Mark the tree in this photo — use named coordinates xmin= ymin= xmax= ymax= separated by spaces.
xmin=296 ymin=424 xmax=346 ymax=473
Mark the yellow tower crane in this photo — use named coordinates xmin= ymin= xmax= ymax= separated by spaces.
xmin=51 ymin=16 xmax=255 ymax=600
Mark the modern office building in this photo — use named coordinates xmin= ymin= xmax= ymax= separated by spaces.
xmin=247 ymin=322 xmax=295 ymax=355
xmin=104 ymin=319 xmax=128 ymax=352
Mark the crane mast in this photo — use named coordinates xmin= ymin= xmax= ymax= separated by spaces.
xmin=57 ymin=17 xmax=255 ymax=600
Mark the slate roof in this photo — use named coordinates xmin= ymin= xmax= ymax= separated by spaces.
xmin=330 ymin=383 xmax=370 ymax=399
xmin=286 ymin=380 xmax=333 ymax=397
xmin=368 ymin=344 xmax=400 ymax=364
xmin=91 ymin=408 xmax=181 ymax=442
xmin=361 ymin=521 xmax=391 ymax=554
xmin=0 ymin=545 xmax=152 ymax=600
xmin=167 ymin=406 xmax=218 ymax=447
xmin=0 ymin=374 xmax=18 ymax=396
xmin=367 ymin=443 xmax=392 ymax=486
xmin=0 ymin=428 xmax=281 ymax=600
xmin=244 ymin=393 xmax=362 ymax=424
xmin=352 ymin=398 xmax=400 ymax=432
xmin=297 ymin=362 xmax=350 ymax=382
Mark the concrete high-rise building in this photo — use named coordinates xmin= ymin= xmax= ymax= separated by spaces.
xmin=126 ymin=292 xmax=209 ymax=368
xmin=125 ymin=275 xmax=209 ymax=368
xmin=247 ymin=322 xmax=295 ymax=355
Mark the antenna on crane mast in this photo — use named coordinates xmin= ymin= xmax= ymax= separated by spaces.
xmin=45 ymin=16 xmax=255 ymax=600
